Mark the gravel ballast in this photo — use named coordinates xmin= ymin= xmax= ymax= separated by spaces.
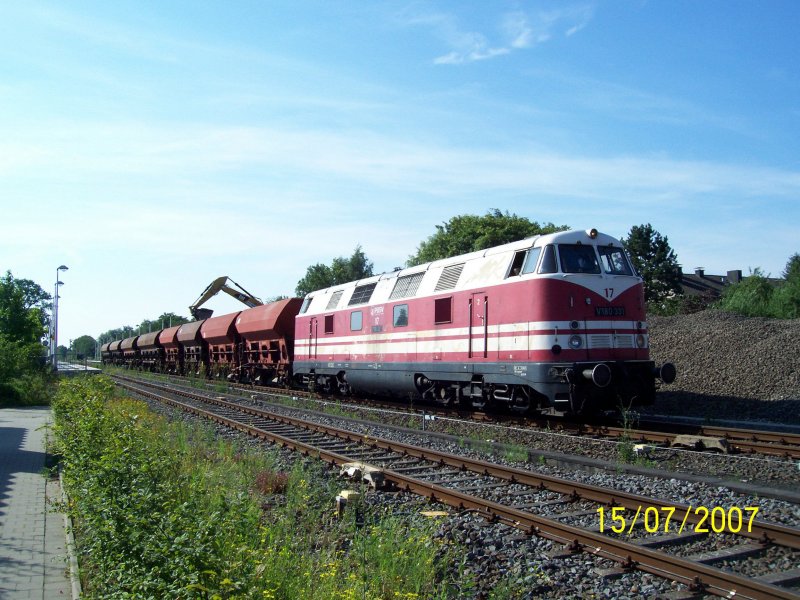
xmin=648 ymin=311 xmax=800 ymax=424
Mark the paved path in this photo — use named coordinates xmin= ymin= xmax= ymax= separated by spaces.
xmin=0 ymin=408 xmax=72 ymax=599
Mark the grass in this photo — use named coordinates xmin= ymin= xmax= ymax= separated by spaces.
xmin=502 ymin=443 xmax=529 ymax=463
xmin=51 ymin=375 xmax=472 ymax=599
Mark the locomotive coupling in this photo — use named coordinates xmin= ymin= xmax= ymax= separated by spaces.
xmin=655 ymin=362 xmax=677 ymax=384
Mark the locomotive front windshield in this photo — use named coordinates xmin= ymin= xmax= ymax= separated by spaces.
xmin=559 ymin=244 xmax=601 ymax=274
xmin=550 ymin=244 xmax=634 ymax=276
xmin=598 ymin=245 xmax=633 ymax=275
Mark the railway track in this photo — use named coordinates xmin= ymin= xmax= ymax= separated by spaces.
xmin=108 ymin=368 xmax=800 ymax=460
xmin=197 ymin=374 xmax=800 ymax=460
xmin=114 ymin=375 xmax=800 ymax=600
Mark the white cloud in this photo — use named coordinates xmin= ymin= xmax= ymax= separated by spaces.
xmin=413 ymin=4 xmax=595 ymax=65
xmin=502 ymin=12 xmax=534 ymax=48
xmin=3 ymin=119 xmax=799 ymax=209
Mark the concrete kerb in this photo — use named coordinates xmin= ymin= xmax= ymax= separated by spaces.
xmin=59 ymin=471 xmax=82 ymax=599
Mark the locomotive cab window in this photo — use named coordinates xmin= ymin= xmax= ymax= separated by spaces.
xmin=598 ymin=245 xmax=633 ymax=275
xmin=324 ymin=315 xmax=334 ymax=334
xmin=559 ymin=244 xmax=601 ymax=274
xmin=522 ymin=247 xmax=542 ymax=274
xmin=393 ymin=304 xmax=409 ymax=327
xmin=538 ymin=244 xmax=558 ymax=274
xmin=507 ymin=250 xmax=527 ymax=277
xmin=508 ymin=247 xmax=542 ymax=277
xmin=350 ymin=310 xmax=363 ymax=331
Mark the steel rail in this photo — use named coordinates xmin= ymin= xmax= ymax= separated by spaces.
xmin=572 ymin=422 xmax=800 ymax=459
xmin=113 ymin=371 xmax=800 ymax=459
xmin=118 ymin=376 xmax=800 ymax=550
xmin=116 ymin=378 xmax=800 ymax=600
xmin=227 ymin=375 xmax=800 ymax=458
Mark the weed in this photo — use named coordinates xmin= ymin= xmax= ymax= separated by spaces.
xmin=52 ymin=376 xmax=469 ymax=598
xmin=503 ymin=443 xmax=529 ymax=463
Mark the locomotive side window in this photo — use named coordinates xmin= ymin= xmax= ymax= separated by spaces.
xmin=598 ymin=245 xmax=633 ymax=275
xmin=393 ymin=304 xmax=409 ymax=327
xmin=507 ymin=250 xmax=527 ymax=277
xmin=538 ymin=244 xmax=558 ymax=274
xmin=522 ymin=247 xmax=542 ymax=274
xmin=324 ymin=315 xmax=334 ymax=334
xmin=350 ymin=311 xmax=363 ymax=331
xmin=434 ymin=297 xmax=452 ymax=324
xmin=559 ymin=244 xmax=601 ymax=274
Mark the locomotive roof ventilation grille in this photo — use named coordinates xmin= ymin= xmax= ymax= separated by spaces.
xmin=348 ymin=282 xmax=377 ymax=306
xmin=434 ymin=263 xmax=464 ymax=292
xmin=389 ymin=272 xmax=425 ymax=300
xmin=326 ymin=290 xmax=344 ymax=310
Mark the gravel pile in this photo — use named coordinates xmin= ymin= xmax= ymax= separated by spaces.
xmin=648 ymin=311 xmax=800 ymax=424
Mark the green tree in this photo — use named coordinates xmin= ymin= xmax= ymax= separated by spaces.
xmin=72 ymin=335 xmax=97 ymax=359
xmin=406 ymin=209 xmax=567 ymax=266
xmin=718 ymin=268 xmax=775 ymax=317
xmin=97 ymin=312 xmax=191 ymax=346
xmin=767 ymin=254 xmax=800 ymax=318
xmin=622 ymin=224 xmax=683 ymax=304
xmin=0 ymin=272 xmax=51 ymax=404
xmin=782 ymin=253 xmax=800 ymax=281
xmin=295 ymin=246 xmax=374 ymax=296
xmin=0 ymin=272 xmax=48 ymax=346
xmin=137 ymin=312 xmax=190 ymax=335
xmin=98 ymin=326 xmax=136 ymax=346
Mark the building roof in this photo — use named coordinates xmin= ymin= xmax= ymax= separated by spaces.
xmin=680 ymin=268 xmax=742 ymax=297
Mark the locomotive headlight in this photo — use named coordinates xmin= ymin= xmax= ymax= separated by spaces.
xmin=569 ymin=334 xmax=583 ymax=349
xmin=636 ymin=334 xmax=646 ymax=348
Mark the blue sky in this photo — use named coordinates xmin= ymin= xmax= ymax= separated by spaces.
xmin=1 ymin=1 xmax=798 ymax=345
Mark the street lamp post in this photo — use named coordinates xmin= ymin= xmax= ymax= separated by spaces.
xmin=53 ymin=265 xmax=68 ymax=370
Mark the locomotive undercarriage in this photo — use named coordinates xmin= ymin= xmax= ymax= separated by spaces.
xmin=293 ymin=358 xmax=675 ymax=417
xmin=413 ymin=375 xmax=539 ymax=414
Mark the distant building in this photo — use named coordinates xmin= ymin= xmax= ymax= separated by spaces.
xmin=680 ymin=268 xmax=743 ymax=298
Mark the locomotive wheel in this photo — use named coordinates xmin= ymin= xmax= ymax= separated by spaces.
xmin=434 ymin=384 xmax=454 ymax=407
xmin=509 ymin=387 xmax=532 ymax=414
xmin=316 ymin=375 xmax=334 ymax=394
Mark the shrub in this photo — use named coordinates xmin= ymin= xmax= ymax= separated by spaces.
xmin=52 ymin=376 xmax=468 ymax=598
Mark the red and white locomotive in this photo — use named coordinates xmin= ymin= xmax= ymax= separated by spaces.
xmin=292 ymin=229 xmax=675 ymax=415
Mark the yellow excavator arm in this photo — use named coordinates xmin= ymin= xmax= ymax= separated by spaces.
xmin=189 ymin=276 xmax=263 ymax=320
